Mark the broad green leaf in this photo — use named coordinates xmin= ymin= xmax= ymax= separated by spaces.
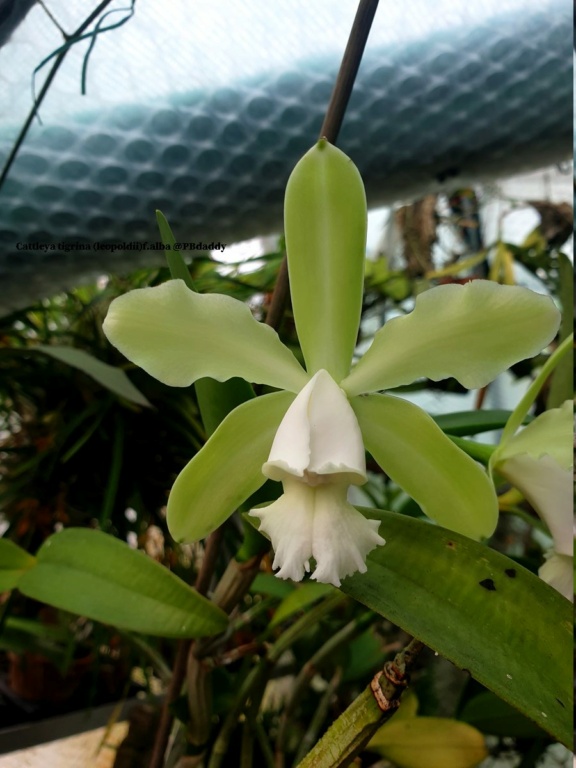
xmin=353 ymin=394 xmax=498 ymax=539
xmin=285 ymin=140 xmax=366 ymax=381
xmin=103 ymin=279 xmax=308 ymax=393
xmin=34 ymin=345 xmax=151 ymax=407
xmin=168 ymin=391 xmax=295 ymax=543
xmin=369 ymin=717 xmax=488 ymax=768
xmin=343 ymin=281 xmax=560 ymax=396
xmin=0 ymin=539 xmax=36 ymax=591
xmin=270 ymin=582 xmax=334 ymax=627
xmin=432 ymin=409 xmax=530 ymax=437
xmin=342 ymin=510 xmax=572 ymax=745
xmin=460 ymin=691 xmax=546 ymax=738
xmin=18 ymin=529 xmax=228 ymax=638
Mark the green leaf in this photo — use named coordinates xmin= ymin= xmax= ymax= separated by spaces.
xmin=270 ymin=582 xmax=334 ymax=627
xmin=369 ymin=717 xmax=488 ymax=768
xmin=168 ymin=391 xmax=294 ymax=543
xmin=343 ymin=281 xmax=560 ymax=396
xmin=0 ymin=539 xmax=36 ymax=591
xmin=103 ymin=279 xmax=308 ymax=393
xmin=17 ymin=529 xmax=228 ymax=638
xmin=460 ymin=691 xmax=546 ymax=738
xmin=341 ymin=629 xmax=386 ymax=683
xmin=342 ymin=510 xmax=572 ymax=746
xmin=156 ymin=209 xmax=196 ymax=290
xmin=33 ymin=345 xmax=151 ymax=407
xmin=432 ymin=409 xmax=530 ymax=437
xmin=353 ymin=394 xmax=498 ymax=540
xmin=285 ymin=140 xmax=367 ymax=381
xmin=250 ymin=572 xmax=294 ymax=599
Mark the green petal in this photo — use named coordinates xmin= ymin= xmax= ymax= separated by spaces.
xmin=168 ymin=391 xmax=295 ymax=542
xmin=103 ymin=279 xmax=308 ymax=393
xmin=284 ymin=140 xmax=366 ymax=382
xmin=352 ymin=394 xmax=498 ymax=539
xmin=343 ymin=281 xmax=560 ymax=396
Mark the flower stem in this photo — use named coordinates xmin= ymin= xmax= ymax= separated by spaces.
xmin=264 ymin=0 xmax=379 ymax=331
xmin=501 ymin=333 xmax=573 ymax=444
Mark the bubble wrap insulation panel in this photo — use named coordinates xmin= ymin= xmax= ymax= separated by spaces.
xmin=0 ymin=0 xmax=572 ymax=311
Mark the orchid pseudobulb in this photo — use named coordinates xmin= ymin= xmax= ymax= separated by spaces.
xmin=103 ymin=140 xmax=560 ymax=586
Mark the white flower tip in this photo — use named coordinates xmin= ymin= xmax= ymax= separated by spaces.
xmin=263 ymin=369 xmax=366 ymax=483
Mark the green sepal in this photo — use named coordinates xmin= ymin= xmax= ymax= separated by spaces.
xmin=285 ymin=140 xmax=367 ymax=381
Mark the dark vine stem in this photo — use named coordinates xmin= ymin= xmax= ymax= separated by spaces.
xmin=264 ymin=0 xmax=380 ymax=330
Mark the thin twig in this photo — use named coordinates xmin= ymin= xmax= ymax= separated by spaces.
xmin=264 ymin=0 xmax=380 ymax=331
xmin=0 ymin=0 xmax=115 ymax=191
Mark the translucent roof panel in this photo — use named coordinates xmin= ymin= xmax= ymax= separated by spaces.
xmin=0 ymin=0 xmax=572 ymax=310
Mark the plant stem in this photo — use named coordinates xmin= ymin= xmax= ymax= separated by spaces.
xmin=318 ymin=0 xmax=380 ymax=142
xmin=264 ymin=0 xmax=380 ymax=331
xmin=208 ymin=593 xmax=347 ymax=768
xmin=275 ymin=612 xmax=374 ymax=763
xmin=148 ymin=528 xmax=224 ymax=768
xmin=296 ymin=637 xmax=425 ymax=768
xmin=294 ymin=667 xmax=343 ymax=766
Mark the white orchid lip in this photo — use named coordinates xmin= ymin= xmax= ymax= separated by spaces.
xmin=251 ymin=479 xmax=385 ymax=587
xmin=251 ymin=369 xmax=383 ymax=586
xmin=262 ymin=369 xmax=366 ymax=486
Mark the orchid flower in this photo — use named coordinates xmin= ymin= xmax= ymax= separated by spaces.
xmin=491 ymin=399 xmax=574 ymax=601
xmin=103 ymin=140 xmax=560 ymax=587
